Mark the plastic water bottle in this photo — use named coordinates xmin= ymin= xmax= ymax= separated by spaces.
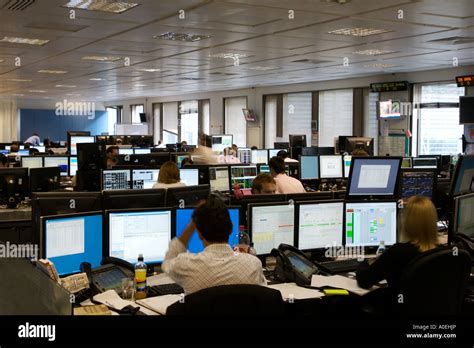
xmin=376 ymin=241 xmax=386 ymax=256
xmin=134 ymin=254 xmax=147 ymax=300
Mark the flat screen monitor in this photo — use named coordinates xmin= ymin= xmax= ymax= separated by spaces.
xmin=70 ymin=136 xmax=95 ymax=156
xmin=69 ymin=156 xmax=78 ymax=177
xmin=211 ymin=135 xmax=233 ymax=153
xmin=344 ymin=201 xmax=397 ymax=247
xmin=21 ymin=156 xmax=43 ymax=170
xmin=248 ymin=203 xmax=295 ymax=255
xmin=343 ymin=155 xmax=352 ymax=178
xmin=454 ymin=193 xmax=474 ymax=238
xmin=274 ymin=142 xmax=290 ymax=150
xmin=176 ymin=154 xmax=191 ymax=168
xmin=289 ymin=135 xmax=307 ymax=148
xmin=118 ymin=148 xmax=134 ymax=155
xmin=102 ymin=189 xmax=166 ymax=210
xmin=107 ymin=209 xmax=172 ymax=264
xmin=459 ymin=96 xmax=474 ymax=124
xmin=131 ymin=169 xmax=159 ymax=189
xmin=412 ymin=157 xmax=438 ymax=169
xmin=319 ymin=155 xmax=343 ymax=179
xmin=134 ymin=148 xmax=151 ymax=155
xmin=251 ymin=150 xmax=268 ymax=164
xmin=31 ymin=146 xmax=46 ymax=152
xmin=378 ymin=100 xmax=401 ymax=119
xmin=268 ymin=149 xmax=281 ymax=159
xmin=347 ymin=157 xmax=401 ymax=198
xmin=102 ymin=169 xmax=131 ymax=191
xmin=175 ymin=208 xmax=240 ymax=253
xmin=180 ymin=168 xmax=199 ymax=186
xmin=41 ymin=212 xmax=103 ymax=276
xmin=401 ymin=157 xmax=412 ymax=169
xmin=165 ymin=185 xmax=210 ymax=207
xmin=230 ymin=165 xmax=257 ymax=190
xmin=297 ymin=201 xmax=344 ymax=250
xmin=299 ymin=156 xmax=319 ymax=180
xmin=400 ymin=169 xmax=436 ymax=201
xmin=18 ymin=150 xmax=30 ymax=156
xmin=344 ymin=137 xmax=374 ymax=156
xmin=0 ymin=168 xmax=29 ymax=207
xmin=30 ymin=167 xmax=60 ymax=193
xmin=451 ymin=155 xmax=474 ymax=196
xmin=209 ymin=167 xmax=230 ymax=192
xmin=44 ymin=156 xmax=69 ymax=177
xmin=238 ymin=148 xmax=251 ymax=164
xmin=301 ymin=147 xmax=318 ymax=156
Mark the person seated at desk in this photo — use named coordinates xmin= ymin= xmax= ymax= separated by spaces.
xmin=217 ymin=147 xmax=241 ymax=164
xmin=269 ymin=156 xmax=305 ymax=194
xmin=0 ymin=153 xmax=7 ymax=168
xmin=277 ymin=150 xmax=298 ymax=163
xmin=162 ymin=196 xmax=266 ymax=294
xmin=356 ymin=196 xmax=439 ymax=291
xmin=152 ymin=161 xmax=186 ymax=189
xmin=251 ymin=173 xmax=276 ymax=194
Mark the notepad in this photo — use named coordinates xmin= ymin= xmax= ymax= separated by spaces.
xmin=136 ymin=294 xmax=181 ymax=315
xmin=311 ymin=275 xmax=376 ymax=296
xmin=267 ymin=283 xmax=324 ymax=300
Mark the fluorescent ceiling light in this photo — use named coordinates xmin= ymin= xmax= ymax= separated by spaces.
xmin=89 ymin=77 xmax=103 ymax=81
xmin=55 ymin=84 xmax=76 ymax=88
xmin=134 ymin=84 xmax=147 ymax=87
xmin=154 ymin=32 xmax=211 ymax=42
xmin=66 ymin=93 xmax=81 ymax=96
xmin=29 ymin=90 xmax=47 ymax=93
xmin=12 ymin=94 xmax=24 ymax=97
xmin=62 ymin=0 xmax=139 ymax=14
xmin=139 ymin=68 xmax=161 ymax=72
xmin=245 ymin=66 xmax=279 ymax=71
xmin=7 ymin=78 xmax=32 ymax=82
xmin=208 ymin=53 xmax=249 ymax=59
xmin=0 ymin=36 xmax=49 ymax=45
xmin=364 ymin=63 xmax=396 ymax=68
xmin=353 ymin=49 xmax=395 ymax=55
xmin=82 ymin=56 xmax=122 ymax=62
xmin=38 ymin=70 xmax=68 ymax=74
xmin=328 ymin=27 xmax=391 ymax=37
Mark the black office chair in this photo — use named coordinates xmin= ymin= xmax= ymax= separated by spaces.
xmin=398 ymin=246 xmax=471 ymax=317
xmin=166 ymin=284 xmax=285 ymax=316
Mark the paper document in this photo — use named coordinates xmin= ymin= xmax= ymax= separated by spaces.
xmin=311 ymin=275 xmax=376 ymax=296
xmin=268 ymin=282 xmax=324 ymax=300
xmin=93 ymin=290 xmax=134 ymax=310
xmin=61 ymin=272 xmax=89 ymax=294
xmin=147 ymin=273 xmax=175 ymax=287
xmin=136 ymin=295 xmax=181 ymax=315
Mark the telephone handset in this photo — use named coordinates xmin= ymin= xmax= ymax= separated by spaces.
xmin=80 ymin=257 xmax=134 ymax=295
xmin=270 ymin=244 xmax=320 ymax=285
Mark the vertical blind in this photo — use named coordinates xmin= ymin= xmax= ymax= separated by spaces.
xmin=319 ymin=89 xmax=353 ymax=147
xmin=163 ymin=102 xmax=178 ymax=136
xmin=282 ymin=92 xmax=312 ymax=145
xmin=264 ymin=95 xmax=278 ymax=147
xmin=225 ymin=96 xmax=247 ymax=147
xmin=363 ymin=91 xmax=379 ymax=155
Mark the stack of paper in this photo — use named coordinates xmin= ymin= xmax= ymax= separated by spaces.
xmin=136 ymin=295 xmax=181 ymax=315
xmin=267 ymin=283 xmax=324 ymax=300
xmin=311 ymin=275 xmax=376 ymax=296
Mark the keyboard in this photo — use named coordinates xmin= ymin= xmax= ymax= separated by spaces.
xmin=318 ymin=259 xmax=362 ymax=274
xmin=147 ymin=283 xmax=184 ymax=297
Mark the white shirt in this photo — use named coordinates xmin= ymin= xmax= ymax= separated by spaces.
xmin=152 ymin=182 xmax=186 ymax=189
xmin=162 ymin=239 xmax=267 ymax=294
xmin=274 ymin=173 xmax=306 ymax=194
xmin=24 ymin=135 xmax=40 ymax=146
xmin=284 ymin=157 xmax=299 ymax=163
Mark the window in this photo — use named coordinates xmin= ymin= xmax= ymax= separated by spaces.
xmin=225 ymin=97 xmax=247 ymax=147
xmin=264 ymin=95 xmax=278 ymax=147
xmin=152 ymin=103 xmax=161 ymax=145
xmin=179 ymin=100 xmax=199 ymax=146
xmin=283 ymin=92 xmax=312 ymax=146
xmin=319 ymin=89 xmax=353 ymax=147
xmin=106 ymin=106 xmax=120 ymax=135
xmin=363 ymin=91 xmax=379 ymax=155
xmin=131 ymin=104 xmax=144 ymax=124
xmin=162 ymin=102 xmax=178 ymax=144
xmin=415 ymin=83 xmax=464 ymax=155
xmin=201 ymin=99 xmax=210 ymax=136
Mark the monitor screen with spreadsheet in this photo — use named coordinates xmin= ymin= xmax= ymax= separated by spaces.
xmin=134 ymin=148 xmax=151 ymax=155
xmin=400 ymin=169 xmax=436 ymax=200
xmin=21 ymin=156 xmax=43 ymax=170
xmin=297 ymin=201 xmax=344 ymax=250
xmin=44 ymin=156 xmax=69 ymax=177
xmin=454 ymin=193 xmax=474 ymax=238
xmin=69 ymin=157 xmax=78 ymax=177
xmin=70 ymin=136 xmax=95 ymax=156
xmin=107 ymin=209 xmax=172 ymax=264
xmin=319 ymin=155 xmax=343 ymax=179
xmin=209 ymin=167 xmax=230 ymax=192
xmin=249 ymin=203 xmax=295 ymax=255
xmin=41 ymin=212 xmax=103 ymax=276
xmin=251 ymin=150 xmax=269 ymax=164
xmin=238 ymin=148 xmax=251 ymax=164
xmin=230 ymin=165 xmax=257 ymax=190
xmin=344 ymin=201 xmax=397 ymax=247
xmin=132 ymin=169 xmax=159 ymax=189
xmin=102 ymin=169 xmax=131 ymax=190
xmin=118 ymin=148 xmax=134 ymax=155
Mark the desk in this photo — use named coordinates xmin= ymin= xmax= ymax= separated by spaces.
xmin=0 ymin=207 xmax=33 ymax=244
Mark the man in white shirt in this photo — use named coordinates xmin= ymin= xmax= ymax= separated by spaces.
xmin=162 ymin=196 xmax=266 ymax=294
xmin=24 ymin=133 xmax=41 ymax=146
xmin=269 ymin=156 xmax=306 ymax=194
xmin=277 ymin=150 xmax=298 ymax=163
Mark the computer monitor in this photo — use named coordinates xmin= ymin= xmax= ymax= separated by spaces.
xmin=412 ymin=157 xmax=438 ymax=169
xmin=343 ymin=155 xmax=352 ymax=178
xmin=251 ymin=150 xmax=268 ymax=164
xmin=400 ymin=169 xmax=436 ymax=201
xmin=231 ymin=194 xmax=287 ymax=226
xmin=44 ymin=156 xmax=69 ymax=177
xmin=249 ymin=203 xmax=295 ymax=255
xmin=289 ymin=135 xmax=307 ymax=148
xmin=165 ymin=185 xmax=210 ymax=207
xmin=118 ymin=148 xmax=134 ymax=155
xmin=18 ymin=150 xmax=30 ymax=156
xmin=299 ymin=156 xmax=319 ymax=180
xmin=344 ymin=137 xmax=374 ymax=156
xmin=319 ymin=155 xmax=343 ymax=179
xmin=21 ymin=156 xmax=43 ymax=171
xmin=175 ymin=208 xmax=240 ymax=253
xmin=0 ymin=168 xmax=29 ymax=208
xmin=129 ymin=154 xmax=170 ymax=167
xmin=106 ymin=209 xmax=172 ymax=264
xmin=296 ymin=201 xmax=344 ymax=250
xmin=209 ymin=167 xmax=230 ymax=192
xmin=347 ymin=157 xmax=402 ymax=198
xmin=102 ymin=189 xmax=166 ymax=210
xmin=180 ymin=168 xmax=199 ymax=186
xmin=451 ymin=155 xmax=474 ymax=196
xmin=102 ymin=169 xmax=131 ymax=190
xmin=134 ymin=148 xmax=151 ymax=155
xmin=344 ymin=201 xmax=397 ymax=247
xmin=301 ymin=147 xmax=318 ymax=156
xmin=230 ymin=165 xmax=257 ymax=190
xmin=286 ymin=191 xmax=333 ymax=202
xmin=274 ymin=142 xmax=290 ymax=150
xmin=401 ymin=157 xmax=412 ymax=169
xmin=131 ymin=168 xmax=159 ymax=189
xmin=41 ymin=212 xmax=103 ymax=276
xmin=176 ymin=154 xmax=191 ymax=168
xmin=454 ymin=193 xmax=474 ymax=238
xmin=238 ymin=148 xmax=251 ymax=164
xmin=70 ymin=135 xmax=95 ymax=156
xmin=29 ymin=167 xmax=60 ymax=193
xmin=258 ymin=164 xmax=270 ymax=174
xmin=69 ymin=156 xmax=78 ymax=177
xmin=268 ymin=149 xmax=282 ymax=159
xmin=31 ymin=146 xmax=46 ymax=152
xmin=77 ymin=143 xmax=106 ymax=171
xmin=211 ymin=135 xmax=233 ymax=153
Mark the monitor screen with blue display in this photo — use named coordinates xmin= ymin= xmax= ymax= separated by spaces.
xmin=453 ymin=155 xmax=474 ymax=196
xmin=175 ymin=208 xmax=240 ymax=253
xmin=300 ymin=155 xmax=319 ymax=180
xmin=42 ymin=213 xmax=103 ymax=276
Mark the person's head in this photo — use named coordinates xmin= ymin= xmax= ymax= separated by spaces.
xmin=268 ymin=156 xmax=286 ymax=176
xmin=192 ymin=195 xmax=232 ymax=245
xmin=224 ymin=147 xmax=236 ymax=157
xmin=32 ymin=132 xmax=39 ymax=137
xmin=401 ymin=196 xmax=438 ymax=252
xmin=231 ymin=144 xmax=238 ymax=152
xmin=250 ymin=146 xmax=258 ymax=150
xmin=106 ymin=145 xmax=119 ymax=157
xmin=251 ymin=173 xmax=276 ymax=194
xmin=352 ymin=148 xmax=369 ymax=156
xmin=181 ymin=157 xmax=194 ymax=167
xmin=158 ymin=161 xmax=180 ymax=184
xmin=116 ymin=138 xmax=123 ymax=145
xmin=181 ymin=140 xmax=188 ymax=146
xmin=0 ymin=154 xmax=7 ymax=167
xmin=277 ymin=150 xmax=289 ymax=159
xmin=106 ymin=156 xmax=118 ymax=169
xmin=10 ymin=144 xmax=19 ymax=153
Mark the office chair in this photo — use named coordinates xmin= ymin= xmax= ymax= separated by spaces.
xmin=166 ymin=284 xmax=285 ymax=316
xmin=398 ymin=246 xmax=471 ymax=317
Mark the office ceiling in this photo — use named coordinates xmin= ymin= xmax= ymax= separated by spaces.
xmin=0 ymin=0 xmax=473 ymax=101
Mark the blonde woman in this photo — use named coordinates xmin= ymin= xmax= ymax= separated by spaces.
xmin=152 ymin=161 xmax=186 ymax=189
xmin=356 ymin=196 xmax=439 ymax=289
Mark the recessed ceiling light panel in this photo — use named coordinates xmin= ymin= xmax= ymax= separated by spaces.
xmin=62 ymin=0 xmax=139 ymax=14
xmin=154 ymin=32 xmax=211 ymax=42
xmin=0 ymin=36 xmax=49 ymax=45
xmin=328 ymin=27 xmax=391 ymax=37
xmin=38 ymin=70 xmax=68 ymax=74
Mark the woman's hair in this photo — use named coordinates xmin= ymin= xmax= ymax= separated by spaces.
xmin=401 ymin=196 xmax=438 ymax=252
xmin=158 ymin=161 xmax=180 ymax=184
